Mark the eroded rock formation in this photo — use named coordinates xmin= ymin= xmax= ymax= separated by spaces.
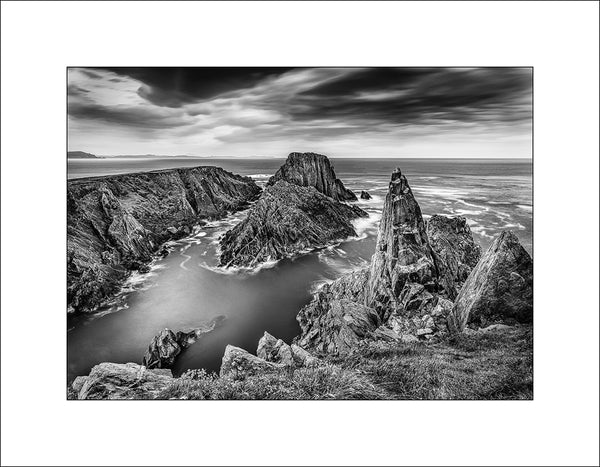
xmin=366 ymin=169 xmax=455 ymax=317
xmin=267 ymin=152 xmax=357 ymax=201
xmin=219 ymin=181 xmax=366 ymax=267
xmin=360 ymin=190 xmax=372 ymax=200
xmin=67 ymin=167 xmax=260 ymax=312
xmin=426 ymin=215 xmax=481 ymax=286
xmin=448 ymin=230 xmax=533 ymax=332
xmin=142 ymin=316 xmax=226 ymax=369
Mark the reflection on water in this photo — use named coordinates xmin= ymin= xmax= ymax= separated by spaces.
xmin=67 ymin=158 xmax=532 ymax=382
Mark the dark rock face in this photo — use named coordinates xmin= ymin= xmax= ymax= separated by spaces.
xmin=71 ymin=362 xmax=173 ymax=400
xmin=267 ymin=152 xmax=357 ymax=201
xmin=426 ymin=215 xmax=481 ymax=286
xmin=219 ymin=181 xmax=367 ymax=268
xmin=360 ymin=190 xmax=372 ymax=200
xmin=142 ymin=316 xmax=225 ymax=369
xmin=448 ymin=231 xmax=533 ymax=332
xmin=297 ymin=295 xmax=380 ymax=354
xmin=366 ymin=169 xmax=455 ymax=318
xmin=67 ymin=167 xmax=260 ymax=312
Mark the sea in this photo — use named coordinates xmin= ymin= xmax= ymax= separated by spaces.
xmin=67 ymin=157 xmax=532 ymax=382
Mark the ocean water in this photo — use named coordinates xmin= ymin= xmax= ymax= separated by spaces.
xmin=67 ymin=157 xmax=532 ymax=382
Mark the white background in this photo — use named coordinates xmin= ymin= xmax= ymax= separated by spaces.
xmin=1 ymin=1 xmax=598 ymax=466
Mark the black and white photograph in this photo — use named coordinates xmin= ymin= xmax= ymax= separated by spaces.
xmin=66 ymin=67 xmax=534 ymax=401
xmin=2 ymin=2 xmax=598 ymax=466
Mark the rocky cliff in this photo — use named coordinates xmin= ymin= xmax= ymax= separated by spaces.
xmin=67 ymin=166 xmax=261 ymax=312
xmin=267 ymin=152 xmax=357 ymax=201
xmin=448 ymin=230 xmax=533 ymax=332
xmin=219 ymin=181 xmax=366 ymax=268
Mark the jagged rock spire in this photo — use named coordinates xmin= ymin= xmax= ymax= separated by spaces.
xmin=367 ymin=168 xmax=453 ymax=318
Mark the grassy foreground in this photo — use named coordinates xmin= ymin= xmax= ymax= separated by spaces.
xmin=159 ymin=325 xmax=532 ymax=400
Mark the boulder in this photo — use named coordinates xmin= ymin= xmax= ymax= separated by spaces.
xmin=297 ymin=297 xmax=381 ymax=354
xmin=267 ymin=152 xmax=357 ymax=201
xmin=72 ymin=362 xmax=173 ymax=400
xmin=448 ymin=230 xmax=533 ymax=332
xmin=219 ymin=181 xmax=366 ymax=268
xmin=426 ymin=215 xmax=481 ymax=285
xmin=360 ymin=190 xmax=372 ymax=200
xmin=220 ymin=345 xmax=284 ymax=379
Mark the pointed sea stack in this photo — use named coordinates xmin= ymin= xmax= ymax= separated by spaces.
xmin=267 ymin=152 xmax=357 ymax=201
xmin=366 ymin=168 xmax=454 ymax=318
xmin=448 ymin=231 xmax=533 ymax=332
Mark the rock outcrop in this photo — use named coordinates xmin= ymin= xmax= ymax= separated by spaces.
xmin=267 ymin=152 xmax=357 ymax=201
xmin=219 ymin=181 xmax=367 ymax=268
xmin=297 ymin=168 xmax=471 ymax=351
xmin=219 ymin=345 xmax=285 ymax=379
xmin=257 ymin=332 xmax=319 ymax=367
xmin=426 ymin=215 xmax=481 ymax=286
xmin=366 ymin=168 xmax=455 ymax=318
xmin=142 ymin=316 xmax=225 ymax=369
xmin=67 ymin=167 xmax=260 ymax=312
xmin=448 ymin=231 xmax=533 ymax=332
xmin=71 ymin=362 xmax=174 ymax=400
xmin=297 ymin=296 xmax=381 ymax=354
xmin=360 ymin=190 xmax=372 ymax=200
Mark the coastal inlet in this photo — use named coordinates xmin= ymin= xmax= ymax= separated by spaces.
xmin=67 ymin=157 xmax=531 ymax=382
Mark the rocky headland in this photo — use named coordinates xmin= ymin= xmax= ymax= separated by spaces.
xmin=67 ymin=166 xmax=261 ymax=313
xmin=69 ymin=159 xmax=533 ymax=400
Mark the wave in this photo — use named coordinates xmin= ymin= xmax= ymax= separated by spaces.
xmin=199 ymin=259 xmax=279 ymax=276
xmin=351 ymin=212 xmax=381 ymax=239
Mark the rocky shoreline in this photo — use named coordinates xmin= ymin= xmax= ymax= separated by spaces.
xmin=67 ymin=166 xmax=261 ymax=313
xmin=68 ymin=153 xmax=533 ymax=400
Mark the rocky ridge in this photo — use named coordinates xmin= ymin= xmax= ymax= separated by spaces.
xmin=219 ymin=180 xmax=366 ymax=268
xmin=67 ymin=166 xmax=260 ymax=312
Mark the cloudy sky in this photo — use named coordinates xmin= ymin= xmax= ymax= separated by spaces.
xmin=68 ymin=67 xmax=532 ymax=158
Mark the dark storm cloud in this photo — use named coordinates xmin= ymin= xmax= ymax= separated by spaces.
xmin=287 ymin=68 xmax=532 ymax=125
xmin=68 ymin=102 xmax=189 ymax=129
xmin=78 ymin=69 xmax=104 ymax=80
xmin=98 ymin=67 xmax=295 ymax=107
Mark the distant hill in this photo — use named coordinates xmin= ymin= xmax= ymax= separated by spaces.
xmin=68 ymin=151 xmax=98 ymax=159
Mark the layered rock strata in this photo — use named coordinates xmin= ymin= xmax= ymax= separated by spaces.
xmin=267 ymin=152 xmax=357 ymax=201
xmin=219 ymin=181 xmax=366 ymax=268
xmin=67 ymin=167 xmax=260 ymax=312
